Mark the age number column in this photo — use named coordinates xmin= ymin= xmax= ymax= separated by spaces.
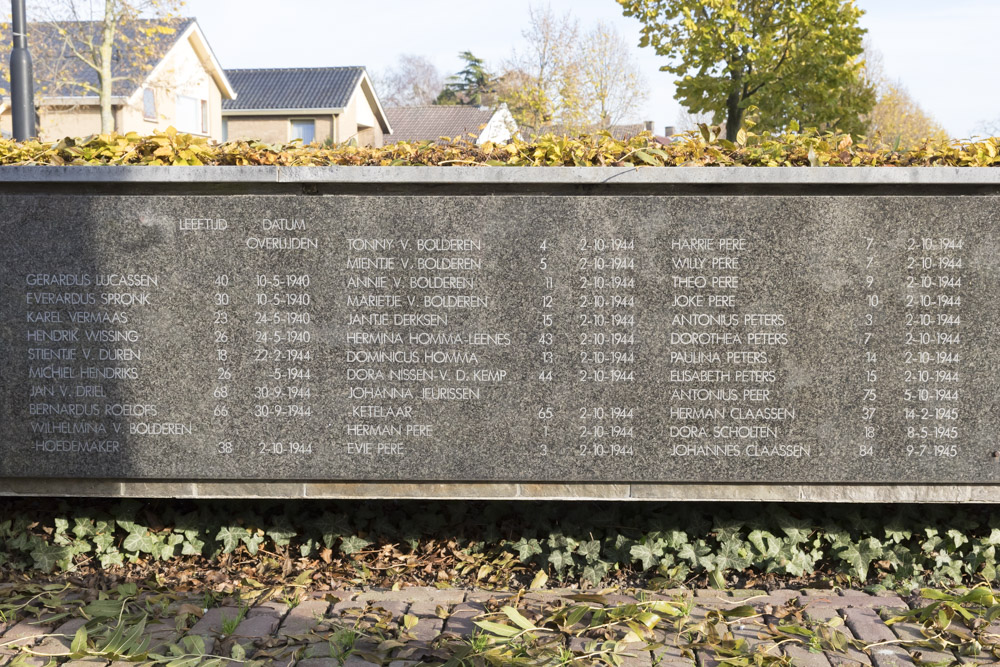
xmin=534 ymin=238 xmax=556 ymax=456
xmin=211 ymin=273 xmax=234 ymax=457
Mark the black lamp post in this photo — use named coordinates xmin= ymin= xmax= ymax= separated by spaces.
xmin=10 ymin=0 xmax=35 ymax=140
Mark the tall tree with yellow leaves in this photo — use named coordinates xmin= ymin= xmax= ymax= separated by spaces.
xmin=498 ymin=6 xmax=647 ymax=136
xmin=861 ymin=43 xmax=948 ymax=148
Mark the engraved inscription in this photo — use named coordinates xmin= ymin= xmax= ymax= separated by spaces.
xmin=1 ymin=194 xmax=996 ymax=483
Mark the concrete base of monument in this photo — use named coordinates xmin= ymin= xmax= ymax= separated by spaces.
xmin=0 ymin=479 xmax=997 ymax=502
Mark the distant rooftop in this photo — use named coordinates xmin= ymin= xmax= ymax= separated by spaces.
xmin=385 ymin=106 xmax=495 ymax=142
xmin=223 ymin=67 xmax=365 ymax=110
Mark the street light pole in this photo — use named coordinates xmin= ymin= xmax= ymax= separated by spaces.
xmin=10 ymin=0 xmax=35 ymax=140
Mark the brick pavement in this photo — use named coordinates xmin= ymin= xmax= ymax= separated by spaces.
xmin=1 ymin=587 xmax=997 ymax=665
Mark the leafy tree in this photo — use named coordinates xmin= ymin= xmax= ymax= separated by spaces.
xmin=975 ymin=118 xmax=1000 ymax=138
xmin=436 ymin=51 xmax=496 ymax=106
xmin=496 ymin=6 xmax=582 ymax=134
xmin=372 ymin=54 xmax=443 ymax=107
xmin=868 ymin=83 xmax=947 ymax=149
xmin=617 ymin=0 xmax=875 ymax=141
xmin=30 ymin=0 xmax=184 ymax=133
xmin=580 ymin=22 xmax=647 ymax=128
xmin=860 ymin=42 xmax=947 ymax=148
xmin=497 ymin=7 xmax=646 ymax=136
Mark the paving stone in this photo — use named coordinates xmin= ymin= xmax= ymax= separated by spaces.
xmin=729 ymin=589 xmax=767 ymax=601
xmin=442 ymin=602 xmax=484 ymax=636
xmin=367 ymin=599 xmax=408 ymax=623
xmin=278 ymin=599 xmax=331 ymax=638
xmin=696 ymin=648 xmax=721 ymax=667
xmin=247 ymin=599 xmax=289 ymax=618
xmin=407 ymin=600 xmax=444 ymax=617
xmin=304 ymin=641 xmax=337 ymax=658
xmin=464 ymin=590 xmax=514 ymax=603
xmin=783 ymin=644 xmax=833 ymax=667
xmin=63 ymin=661 xmax=110 ymax=666
xmin=403 ymin=616 xmax=443 ymax=642
xmin=188 ymin=606 xmax=243 ymax=636
xmin=764 ymin=589 xmax=805 ymax=605
xmin=800 ymin=590 xmax=844 ymax=605
xmin=32 ymin=616 xmax=87 ymax=657
xmin=727 ymin=618 xmax=780 ymax=661
xmin=694 ymin=590 xmax=731 ymax=599
xmin=1 ymin=657 xmax=47 ymax=666
xmin=342 ymin=656 xmax=381 ymax=667
xmin=230 ymin=613 xmax=280 ymax=641
xmin=143 ymin=620 xmax=181 ymax=653
xmin=651 ymin=642 xmax=696 ymax=666
xmin=332 ymin=597 xmax=366 ymax=615
xmin=804 ymin=606 xmax=871 ymax=666
xmin=296 ymin=659 xmax=338 ymax=667
xmin=879 ymin=615 xmax=954 ymax=666
xmin=841 ymin=608 xmax=914 ymax=667
xmin=838 ymin=592 xmax=907 ymax=610
xmin=0 ymin=620 xmax=53 ymax=649
xmin=617 ymin=649 xmax=653 ymax=666
xmin=405 ymin=588 xmax=465 ymax=604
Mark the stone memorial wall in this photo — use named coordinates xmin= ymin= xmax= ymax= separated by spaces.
xmin=1 ymin=167 xmax=999 ymax=501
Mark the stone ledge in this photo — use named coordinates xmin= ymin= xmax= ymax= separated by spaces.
xmin=2 ymin=479 xmax=999 ymax=502
xmin=0 ymin=165 xmax=998 ymax=186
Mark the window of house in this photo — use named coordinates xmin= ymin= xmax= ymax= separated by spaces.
xmin=176 ymin=94 xmax=208 ymax=134
xmin=290 ymin=119 xmax=316 ymax=144
xmin=142 ymin=88 xmax=156 ymax=120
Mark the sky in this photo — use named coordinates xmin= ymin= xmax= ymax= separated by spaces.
xmin=182 ymin=0 xmax=999 ymax=139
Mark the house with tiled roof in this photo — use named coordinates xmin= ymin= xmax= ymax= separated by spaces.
xmin=222 ymin=67 xmax=391 ymax=147
xmin=384 ymin=104 xmax=518 ymax=144
xmin=0 ymin=18 xmax=235 ymax=141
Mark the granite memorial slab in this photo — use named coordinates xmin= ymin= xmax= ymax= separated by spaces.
xmin=0 ymin=167 xmax=999 ymax=498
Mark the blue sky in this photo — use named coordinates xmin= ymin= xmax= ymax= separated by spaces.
xmin=187 ymin=0 xmax=999 ymax=138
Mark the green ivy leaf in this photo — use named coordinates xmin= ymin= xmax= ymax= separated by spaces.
xmin=582 ymin=561 xmax=610 ymax=586
xmin=578 ymin=540 xmax=601 ymax=563
xmin=30 ymin=543 xmax=67 ymax=573
xmin=631 ymin=542 xmax=663 ymax=571
xmin=266 ymin=523 xmax=296 ymax=547
xmin=244 ymin=533 xmax=265 ymax=556
xmin=123 ymin=530 xmax=156 ymax=554
xmin=512 ymin=537 xmax=543 ymax=562
xmin=216 ymin=526 xmax=249 ymax=554
xmin=339 ymin=535 xmax=371 ymax=556
xmin=100 ymin=550 xmax=124 ymax=569
xmin=548 ymin=549 xmax=575 ymax=575
xmin=838 ymin=537 xmax=883 ymax=580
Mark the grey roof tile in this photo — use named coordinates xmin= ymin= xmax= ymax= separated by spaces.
xmin=222 ymin=67 xmax=364 ymax=111
xmin=530 ymin=122 xmax=648 ymax=141
xmin=384 ymin=105 xmax=494 ymax=142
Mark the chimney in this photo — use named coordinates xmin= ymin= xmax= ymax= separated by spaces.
xmin=644 ymin=120 xmax=654 ymax=132
xmin=664 ymin=125 xmax=676 ymax=136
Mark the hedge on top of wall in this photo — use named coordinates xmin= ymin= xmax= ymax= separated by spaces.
xmin=0 ymin=123 xmax=998 ymax=167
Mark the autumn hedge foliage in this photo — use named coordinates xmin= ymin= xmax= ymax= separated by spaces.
xmin=0 ymin=124 xmax=998 ymax=167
